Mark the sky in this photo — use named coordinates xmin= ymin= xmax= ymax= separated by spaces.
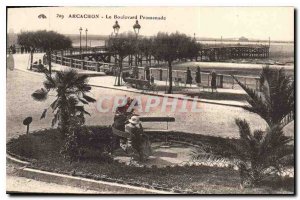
xmin=7 ymin=7 xmax=294 ymax=41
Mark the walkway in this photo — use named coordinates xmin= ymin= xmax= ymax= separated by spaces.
xmin=12 ymin=53 xmax=247 ymax=107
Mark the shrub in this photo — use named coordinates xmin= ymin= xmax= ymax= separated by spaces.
xmin=228 ymin=119 xmax=293 ymax=187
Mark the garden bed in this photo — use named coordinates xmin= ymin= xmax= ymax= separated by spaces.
xmin=6 ymin=126 xmax=294 ymax=194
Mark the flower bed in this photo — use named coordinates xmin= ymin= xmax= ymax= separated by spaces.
xmin=7 ymin=126 xmax=294 ymax=194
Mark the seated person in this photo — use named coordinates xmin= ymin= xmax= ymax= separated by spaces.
xmin=32 ymin=59 xmax=45 ymax=72
xmin=125 ymin=116 xmax=152 ymax=161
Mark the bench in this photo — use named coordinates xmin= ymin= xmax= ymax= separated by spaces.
xmin=124 ymin=78 xmax=157 ymax=93
xmin=112 ymin=116 xmax=175 ymax=138
xmin=139 ymin=116 xmax=175 ymax=130
xmin=140 ymin=117 xmax=175 ymax=145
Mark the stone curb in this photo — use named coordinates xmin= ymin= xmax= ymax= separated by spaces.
xmin=6 ymin=153 xmax=175 ymax=194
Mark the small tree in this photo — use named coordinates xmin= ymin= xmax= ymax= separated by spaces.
xmin=138 ymin=38 xmax=153 ymax=66
xmin=32 ymin=30 xmax=72 ymax=74
xmin=17 ymin=31 xmax=36 ymax=70
xmin=32 ymin=69 xmax=96 ymax=160
xmin=152 ymin=32 xmax=197 ymax=93
xmin=107 ymin=33 xmax=136 ymax=86
xmin=18 ymin=30 xmax=72 ymax=74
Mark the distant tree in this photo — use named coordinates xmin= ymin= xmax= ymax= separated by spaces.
xmin=32 ymin=69 xmax=96 ymax=160
xmin=107 ymin=33 xmax=136 ymax=86
xmin=17 ymin=31 xmax=36 ymax=70
xmin=185 ymin=39 xmax=201 ymax=61
xmin=232 ymin=66 xmax=294 ymax=127
xmin=32 ymin=30 xmax=72 ymax=74
xmin=18 ymin=30 xmax=72 ymax=74
xmin=152 ymin=32 xmax=198 ymax=93
xmin=138 ymin=38 xmax=153 ymax=66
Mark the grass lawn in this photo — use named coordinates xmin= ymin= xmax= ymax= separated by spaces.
xmin=7 ymin=127 xmax=294 ymax=194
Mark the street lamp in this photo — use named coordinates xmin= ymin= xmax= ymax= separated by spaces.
xmin=113 ymin=21 xmax=120 ymax=36
xmin=112 ymin=21 xmax=121 ymax=85
xmin=133 ymin=20 xmax=141 ymax=38
xmin=79 ymin=27 xmax=83 ymax=59
xmin=85 ymin=28 xmax=88 ymax=50
xmin=133 ymin=20 xmax=141 ymax=75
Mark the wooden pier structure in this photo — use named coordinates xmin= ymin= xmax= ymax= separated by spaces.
xmin=199 ymin=44 xmax=270 ymax=61
xmin=52 ymin=43 xmax=270 ymax=66
xmin=8 ymin=42 xmax=270 ymax=63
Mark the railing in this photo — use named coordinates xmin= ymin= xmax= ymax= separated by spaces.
xmin=51 ymin=53 xmax=261 ymax=90
xmin=55 ymin=47 xmax=108 ymax=57
xmin=201 ymin=44 xmax=270 ymax=49
xmin=148 ymin=68 xmax=260 ymax=90
xmin=51 ymin=54 xmax=115 ymax=72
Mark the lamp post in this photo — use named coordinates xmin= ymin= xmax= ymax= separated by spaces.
xmin=85 ymin=28 xmax=88 ymax=50
xmin=133 ymin=20 xmax=141 ymax=38
xmin=113 ymin=21 xmax=120 ymax=36
xmin=79 ymin=27 xmax=82 ymax=59
xmin=112 ymin=21 xmax=121 ymax=86
xmin=133 ymin=20 xmax=141 ymax=75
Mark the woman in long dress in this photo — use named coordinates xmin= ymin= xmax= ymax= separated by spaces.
xmin=195 ymin=66 xmax=201 ymax=86
xmin=211 ymin=70 xmax=217 ymax=93
xmin=186 ymin=67 xmax=193 ymax=86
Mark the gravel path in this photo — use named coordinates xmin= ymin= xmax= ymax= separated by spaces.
xmin=7 ymin=69 xmax=294 ymax=141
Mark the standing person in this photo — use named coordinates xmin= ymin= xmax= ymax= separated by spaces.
xmin=12 ymin=44 xmax=16 ymax=54
xmin=145 ymin=65 xmax=150 ymax=81
xmin=7 ymin=52 xmax=15 ymax=71
xmin=150 ymin=75 xmax=155 ymax=84
xmin=186 ymin=67 xmax=193 ymax=86
xmin=21 ymin=46 xmax=24 ymax=54
xmin=195 ymin=66 xmax=201 ymax=86
xmin=211 ymin=70 xmax=217 ymax=93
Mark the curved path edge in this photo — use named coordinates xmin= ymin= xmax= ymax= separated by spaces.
xmin=89 ymin=84 xmax=246 ymax=108
xmin=6 ymin=153 xmax=174 ymax=194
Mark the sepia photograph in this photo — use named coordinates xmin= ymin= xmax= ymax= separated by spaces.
xmin=6 ymin=6 xmax=295 ymax=194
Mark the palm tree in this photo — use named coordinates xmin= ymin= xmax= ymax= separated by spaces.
xmin=230 ymin=66 xmax=294 ymax=187
xmin=228 ymin=119 xmax=293 ymax=187
xmin=232 ymin=66 xmax=294 ymax=127
xmin=32 ymin=69 xmax=96 ymax=159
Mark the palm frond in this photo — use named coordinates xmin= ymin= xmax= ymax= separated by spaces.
xmin=40 ymin=109 xmax=47 ymax=119
xmin=52 ymin=111 xmax=60 ymax=127
xmin=232 ymin=66 xmax=294 ymax=127
xmin=32 ymin=88 xmax=48 ymax=101
xmin=75 ymin=105 xmax=91 ymax=116
xmin=82 ymin=94 xmax=96 ymax=103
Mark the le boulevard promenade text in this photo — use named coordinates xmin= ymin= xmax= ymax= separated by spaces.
xmin=56 ymin=13 xmax=166 ymax=20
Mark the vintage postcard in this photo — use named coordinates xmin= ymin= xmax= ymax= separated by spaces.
xmin=6 ymin=6 xmax=294 ymax=194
